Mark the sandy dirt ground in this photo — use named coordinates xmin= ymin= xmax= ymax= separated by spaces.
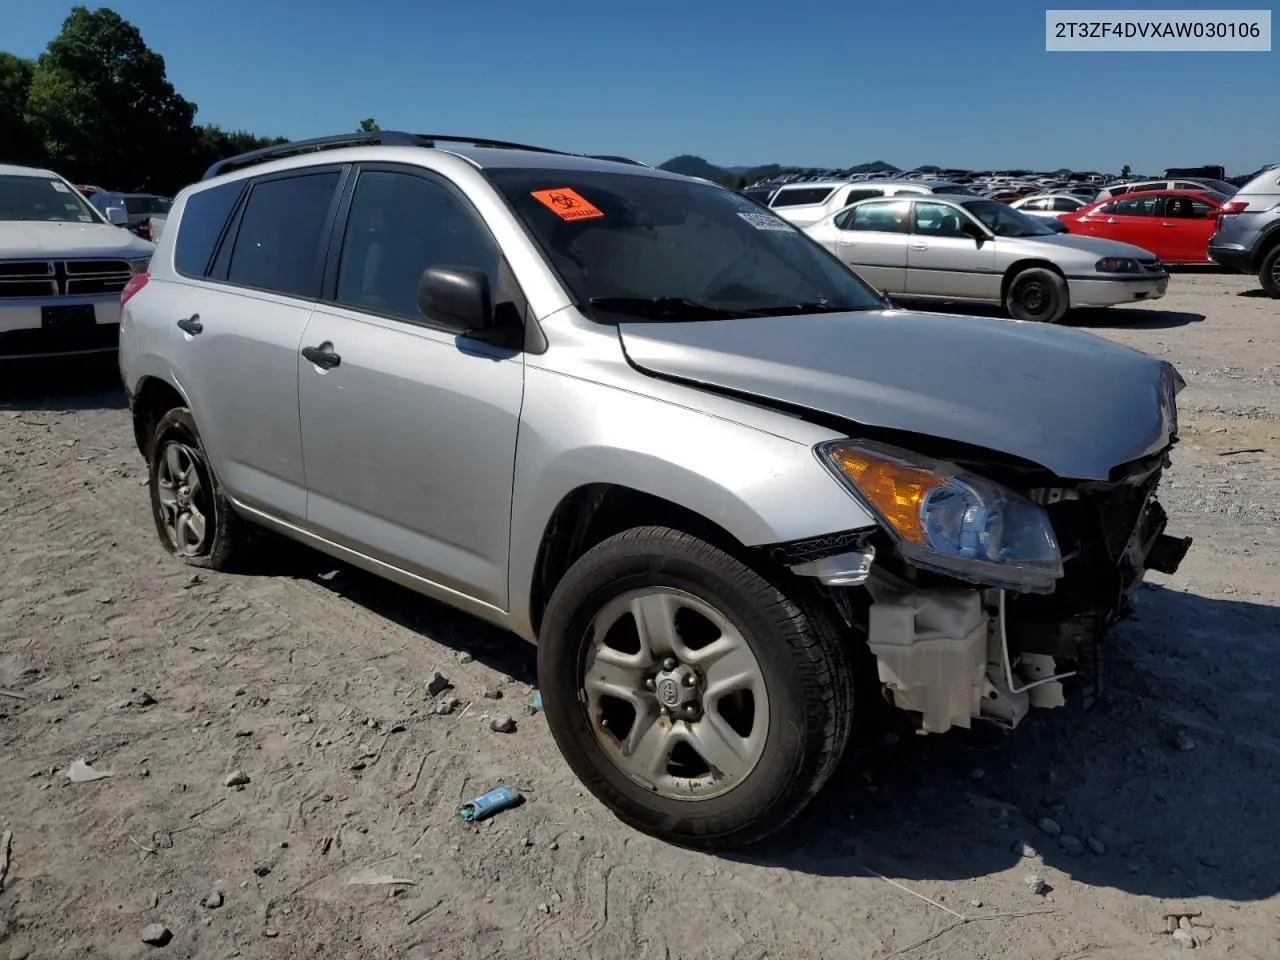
xmin=1 ymin=272 xmax=1278 ymax=960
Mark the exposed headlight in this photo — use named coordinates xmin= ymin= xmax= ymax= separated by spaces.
xmin=1096 ymin=257 xmax=1140 ymax=273
xmin=129 ymin=257 xmax=150 ymax=275
xmin=816 ymin=440 xmax=1063 ymax=593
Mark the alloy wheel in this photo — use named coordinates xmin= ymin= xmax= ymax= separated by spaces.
xmin=582 ymin=588 xmax=769 ymax=800
xmin=155 ymin=441 xmax=210 ymax=556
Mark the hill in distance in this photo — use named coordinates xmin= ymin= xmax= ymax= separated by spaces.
xmin=657 ymin=155 xmax=900 ymax=185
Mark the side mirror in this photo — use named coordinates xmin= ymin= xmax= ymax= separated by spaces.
xmin=962 ymin=221 xmax=986 ymax=241
xmin=105 ymin=206 xmax=128 ymax=226
xmin=1047 ymin=219 xmax=1069 ymax=233
xmin=418 ymin=265 xmax=493 ymax=336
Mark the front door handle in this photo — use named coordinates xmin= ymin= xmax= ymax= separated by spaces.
xmin=910 ymin=242 xmax=928 ymax=250
xmin=301 ymin=344 xmax=341 ymax=370
xmin=176 ymin=314 xmax=202 ymax=335
xmin=1160 ymin=222 xmax=1178 ymax=227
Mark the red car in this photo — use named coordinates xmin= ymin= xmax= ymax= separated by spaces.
xmin=1059 ymin=189 xmax=1227 ymax=264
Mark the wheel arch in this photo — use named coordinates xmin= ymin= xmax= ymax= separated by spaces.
xmin=130 ymin=376 xmax=190 ymax=458
xmin=1251 ymin=223 xmax=1280 ymax=271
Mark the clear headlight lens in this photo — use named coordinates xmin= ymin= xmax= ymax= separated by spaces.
xmin=817 ymin=440 xmax=1063 ymax=592
xmin=1096 ymin=257 xmax=1140 ymax=273
xmin=129 ymin=257 xmax=151 ymax=274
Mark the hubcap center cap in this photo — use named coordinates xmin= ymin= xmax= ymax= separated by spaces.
xmin=653 ymin=663 xmax=699 ymax=711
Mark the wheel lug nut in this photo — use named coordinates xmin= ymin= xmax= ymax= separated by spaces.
xmin=661 ymin=657 xmax=677 ymax=671
xmin=682 ymin=674 xmax=697 ymax=687
xmin=644 ymin=678 xmax=655 ymax=691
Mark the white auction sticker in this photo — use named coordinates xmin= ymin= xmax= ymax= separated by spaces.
xmin=50 ymin=181 xmax=71 ymax=193
xmin=737 ymin=211 xmax=794 ymax=232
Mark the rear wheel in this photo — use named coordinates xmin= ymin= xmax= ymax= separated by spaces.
xmin=538 ymin=526 xmax=854 ymax=849
xmin=1005 ymin=267 xmax=1069 ymax=323
xmin=1259 ymin=245 xmax=1280 ymax=298
xmin=147 ymin=408 xmax=249 ymax=570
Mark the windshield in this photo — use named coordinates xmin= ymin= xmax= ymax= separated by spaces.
xmin=124 ymin=196 xmax=172 ymax=215
xmin=485 ymin=168 xmax=884 ymax=320
xmin=0 ymin=175 xmax=102 ymax=223
xmin=961 ymin=200 xmax=1057 ymax=238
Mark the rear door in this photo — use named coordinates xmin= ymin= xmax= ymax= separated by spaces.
xmin=827 ymin=199 xmax=910 ymax=293
xmin=296 ymin=164 xmax=525 ymax=609
xmin=1090 ymin=195 xmax=1162 ymax=252
xmin=904 ymin=200 xmax=997 ymax=299
xmin=170 ymin=167 xmax=344 ymax=522
xmin=1157 ymin=193 xmax=1218 ymax=262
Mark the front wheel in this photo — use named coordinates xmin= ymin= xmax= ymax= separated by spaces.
xmin=538 ymin=526 xmax=855 ymax=849
xmin=1005 ymin=267 xmax=1069 ymax=323
xmin=1259 ymin=245 xmax=1280 ymax=298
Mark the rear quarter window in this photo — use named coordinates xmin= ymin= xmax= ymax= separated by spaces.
xmin=770 ymin=187 xmax=836 ymax=207
xmin=174 ymin=182 xmax=246 ymax=278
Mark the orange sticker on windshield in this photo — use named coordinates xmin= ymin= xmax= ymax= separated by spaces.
xmin=532 ymin=188 xmax=604 ymax=221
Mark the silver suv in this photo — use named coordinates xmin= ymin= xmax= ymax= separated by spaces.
xmin=1208 ymin=163 xmax=1280 ymax=297
xmin=119 ymin=132 xmax=1191 ymax=848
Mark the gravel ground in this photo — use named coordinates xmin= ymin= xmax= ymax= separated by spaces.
xmin=1 ymin=271 xmax=1277 ymax=960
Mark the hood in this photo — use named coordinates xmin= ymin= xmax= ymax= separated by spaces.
xmin=0 ymin=221 xmax=154 ymax=260
xmin=619 ymin=309 xmax=1180 ymax=481
xmin=1027 ymin=231 xmax=1162 ymax=262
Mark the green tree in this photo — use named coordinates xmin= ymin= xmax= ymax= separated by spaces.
xmin=1120 ymin=164 xmax=1131 ymax=178
xmin=0 ymin=53 xmax=41 ymax=166
xmin=358 ymin=117 xmax=380 ymax=132
xmin=25 ymin=6 xmax=197 ymax=191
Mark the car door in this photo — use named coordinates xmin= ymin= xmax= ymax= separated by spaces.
xmin=826 ymin=199 xmax=910 ymax=293
xmin=1157 ymin=194 xmax=1217 ymax=262
xmin=1089 ymin=195 xmax=1162 ymax=252
xmin=904 ymin=200 xmax=997 ymax=299
xmin=297 ymin=164 xmax=524 ymax=610
xmin=170 ymin=167 xmax=344 ymax=522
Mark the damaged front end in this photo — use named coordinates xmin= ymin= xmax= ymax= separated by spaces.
xmin=780 ymin=438 xmax=1192 ymax=735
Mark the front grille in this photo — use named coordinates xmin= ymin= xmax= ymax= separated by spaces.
xmin=0 ymin=322 xmax=119 ymax=358
xmin=0 ymin=259 xmax=132 ymax=300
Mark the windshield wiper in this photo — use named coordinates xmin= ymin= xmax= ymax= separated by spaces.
xmin=747 ymin=301 xmax=870 ymax=317
xmin=587 ymin=296 xmax=752 ymax=321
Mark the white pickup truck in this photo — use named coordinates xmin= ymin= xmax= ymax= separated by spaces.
xmin=0 ymin=163 xmax=154 ymax=359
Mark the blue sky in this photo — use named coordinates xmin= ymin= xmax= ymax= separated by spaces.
xmin=7 ymin=0 xmax=1277 ymax=174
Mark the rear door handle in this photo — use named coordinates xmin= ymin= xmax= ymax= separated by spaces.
xmin=176 ymin=314 xmax=202 ymax=335
xmin=301 ymin=344 xmax=341 ymax=370
xmin=1160 ymin=222 xmax=1178 ymax=227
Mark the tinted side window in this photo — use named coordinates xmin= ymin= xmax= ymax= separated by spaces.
xmin=1051 ymin=197 xmax=1080 ymax=211
xmin=913 ymin=201 xmax=967 ymax=237
xmin=175 ymin=182 xmax=245 ymax=278
xmin=1020 ymin=198 xmax=1050 ymax=211
xmin=335 ymin=170 xmax=500 ymax=323
xmin=226 ymin=172 xmax=339 ymax=298
xmin=770 ymin=187 xmax=836 ymax=207
xmin=846 ymin=201 xmax=910 ymax=232
xmin=1113 ymin=196 xmax=1160 ymax=217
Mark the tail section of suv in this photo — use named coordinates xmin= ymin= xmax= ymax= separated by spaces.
xmin=119 ymin=131 xmax=1189 ymax=849
xmin=1208 ymin=164 xmax=1280 ymax=297
xmin=1 ymin=164 xmax=154 ymax=359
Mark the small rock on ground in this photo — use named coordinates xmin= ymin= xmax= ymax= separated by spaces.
xmin=489 ymin=713 xmax=515 ymax=733
xmin=482 ymin=685 xmax=503 ymax=700
xmin=1012 ymin=839 xmax=1039 ymax=858
xmin=425 ymin=672 xmax=451 ymax=697
xmin=201 ymin=890 xmax=224 ymax=909
xmin=1088 ymin=836 xmax=1107 ymax=855
xmin=1024 ymin=874 xmax=1048 ymax=896
xmin=1174 ymin=729 xmax=1198 ymax=752
xmin=141 ymin=923 xmax=172 ymax=946
xmin=1172 ymin=927 xmax=1197 ymax=948
xmin=1059 ymin=835 xmax=1085 ymax=856
xmin=224 ymin=770 xmax=250 ymax=787
xmin=435 ymin=696 xmax=460 ymax=716
xmin=1037 ymin=817 xmax=1062 ymax=836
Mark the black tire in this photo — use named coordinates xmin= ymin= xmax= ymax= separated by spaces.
xmin=538 ymin=526 xmax=855 ymax=849
xmin=1005 ymin=267 xmax=1069 ymax=323
xmin=147 ymin=407 xmax=249 ymax=570
xmin=1259 ymin=245 xmax=1280 ymax=299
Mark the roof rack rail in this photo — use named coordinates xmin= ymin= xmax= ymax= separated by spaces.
xmin=201 ymin=131 xmax=566 ymax=181
xmin=586 ymin=154 xmax=653 ymax=167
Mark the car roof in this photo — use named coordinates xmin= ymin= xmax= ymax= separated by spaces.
xmin=1098 ymin=188 xmax=1220 ymax=200
xmin=0 ymin=163 xmax=61 ymax=179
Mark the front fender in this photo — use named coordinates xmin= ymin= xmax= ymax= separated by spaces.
xmin=507 ymin=367 xmax=877 ymax=639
